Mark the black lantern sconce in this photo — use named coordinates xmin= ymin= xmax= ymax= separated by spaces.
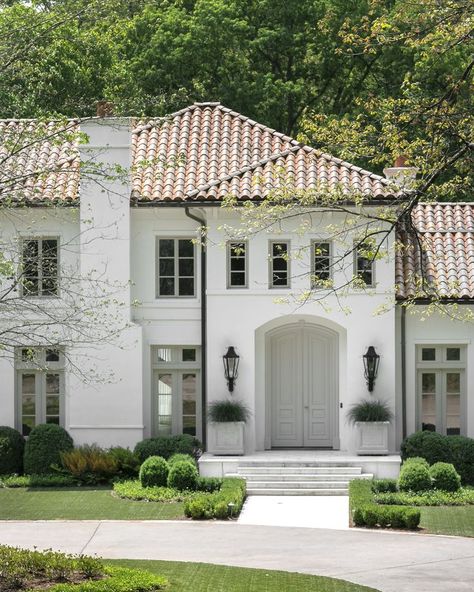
xmin=223 ymin=346 xmax=240 ymax=393
xmin=363 ymin=346 xmax=380 ymax=392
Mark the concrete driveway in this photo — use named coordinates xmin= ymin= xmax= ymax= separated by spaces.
xmin=0 ymin=520 xmax=473 ymax=592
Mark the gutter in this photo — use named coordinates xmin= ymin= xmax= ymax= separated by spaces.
xmin=401 ymin=306 xmax=407 ymax=440
xmin=184 ymin=207 xmax=207 ymax=449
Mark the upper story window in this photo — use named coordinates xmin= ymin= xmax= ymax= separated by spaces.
xmin=21 ymin=238 xmax=59 ymax=297
xmin=311 ymin=241 xmax=332 ymax=287
xmin=227 ymin=241 xmax=247 ymax=288
xmin=354 ymin=243 xmax=375 ymax=287
xmin=269 ymin=241 xmax=290 ymax=288
xmin=156 ymin=238 xmax=195 ymax=298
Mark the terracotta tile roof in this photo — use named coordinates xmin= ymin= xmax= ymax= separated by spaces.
xmin=131 ymin=103 xmax=390 ymax=202
xmin=0 ymin=119 xmax=79 ymax=203
xmin=396 ymin=203 xmax=474 ymax=300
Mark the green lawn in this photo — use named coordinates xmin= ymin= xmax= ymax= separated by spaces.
xmin=0 ymin=487 xmax=184 ymax=520
xmin=420 ymin=506 xmax=474 ymax=537
xmin=111 ymin=559 xmax=379 ymax=592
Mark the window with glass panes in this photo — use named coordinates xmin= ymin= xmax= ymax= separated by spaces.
xmin=21 ymin=238 xmax=59 ymax=296
xmin=16 ymin=348 xmax=64 ymax=436
xmin=269 ymin=241 xmax=290 ymax=288
xmin=312 ymin=241 xmax=331 ymax=286
xmin=354 ymin=243 xmax=375 ymax=287
xmin=152 ymin=346 xmax=201 ymax=439
xmin=156 ymin=238 xmax=195 ymax=297
xmin=416 ymin=345 xmax=466 ymax=436
xmin=227 ymin=242 xmax=247 ymax=288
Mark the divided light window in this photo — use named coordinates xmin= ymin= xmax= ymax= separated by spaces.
xmin=312 ymin=241 xmax=331 ymax=287
xmin=21 ymin=238 xmax=59 ymax=297
xmin=354 ymin=243 xmax=375 ymax=287
xmin=227 ymin=242 xmax=247 ymax=288
xmin=156 ymin=238 xmax=195 ymax=297
xmin=269 ymin=241 xmax=290 ymax=288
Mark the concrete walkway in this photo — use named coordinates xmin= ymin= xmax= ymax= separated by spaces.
xmin=238 ymin=495 xmax=350 ymax=529
xmin=1 ymin=520 xmax=474 ymax=592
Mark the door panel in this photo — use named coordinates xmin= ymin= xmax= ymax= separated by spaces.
xmin=270 ymin=323 xmax=338 ymax=448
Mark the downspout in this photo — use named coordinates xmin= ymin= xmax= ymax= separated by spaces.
xmin=401 ymin=305 xmax=407 ymax=440
xmin=184 ymin=207 xmax=207 ymax=449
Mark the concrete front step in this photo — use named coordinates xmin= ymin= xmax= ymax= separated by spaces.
xmin=237 ymin=466 xmax=363 ymax=475
xmin=245 ymin=480 xmax=352 ymax=489
xmin=239 ymin=473 xmax=371 ymax=482
xmin=246 ymin=488 xmax=349 ymax=496
xmin=237 ymin=461 xmax=366 ymax=468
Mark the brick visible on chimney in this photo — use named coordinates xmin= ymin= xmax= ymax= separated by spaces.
xmin=394 ymin=155 xmax=408 ymax=168
xmin=96 ymin=100 xmax=114 ymax=117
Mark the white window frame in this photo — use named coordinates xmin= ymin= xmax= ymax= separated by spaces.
xmin=20 ymin=237 xmax=60 ymax=298
xmin=151 ymin=346 xmax=201 ymax=440
xmin=227 ymin=241 xmax=248 ymax=289
xmin=15 ymin=348 xmax=65 ymax=436
xmin=311 ymin=240 xmax=332 ymax=288
xmin=268 ymin=240 xmax=291 ymax=289
xmin=155 ymin=237 xmax=196 ymax=298
xmin=416 ymin=345 xmax=467 ymax=436
xmin=354 ymin=242 xmax=375 ymax=288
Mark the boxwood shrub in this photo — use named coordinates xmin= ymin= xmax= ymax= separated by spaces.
xmin=401 ymin=431 xmax=474 ymax=485
xmin=0 ymin=426 xmax=25 ymax=475
xmin=23 ymin=424 xmax=73 ymax=475
xmin=167 ymin=460 xmax=198 ymax=491
xmin=398 ymin=462 xmax=432 ymax=492
xmin=134 ymin=434 xmax=201 ymax=463
xmin=349 ymin=480 xmax=420 ymax=530
xmin=168 ymin=453 xmax=196 ymax=467
xmin=403 ymin=456 xmax=430 ymax=470
xmin=429 ymin=462 xmax=461 ymax=492
xmin=184 ymin=477 xmax=246 ymax=520
xmin=139 ymin=456 xmax=169 ymax=488
xmin=371 ymin=478 xmax=398 ymax=493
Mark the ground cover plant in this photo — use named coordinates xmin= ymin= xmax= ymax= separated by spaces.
xmin=0 ymin=545 xmax=167 ymax=592
xmin=111 ymin=559 xmax=379 ymax=592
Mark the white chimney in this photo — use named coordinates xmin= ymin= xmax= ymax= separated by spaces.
xmin=383 ymin=155 xmax=418 ymax=188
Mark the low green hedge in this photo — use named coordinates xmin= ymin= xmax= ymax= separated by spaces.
xmin=349 ymin=480 xmax=420 ymax=530
xmin=0 ymin=545 xmax=167 ymax=592
xmin=374 ymin=487 xmax=474 ymax=506
xmin=0 ymin=474 xmax=76 ymax=488
xmin=401 ymin=431 xmax=474 ymax=485
xmin=184 ymin=477 xmax=246 ymax=520
xmin=134 ymin=435 xmax=201 ymax=463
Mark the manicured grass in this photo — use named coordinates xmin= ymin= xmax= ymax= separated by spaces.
xmin=0 ymin=487 xmax=184 ymax=520
xmin=111 ymin=559 xmax=379 ymax=592
xmin=420 ymin=506 xmax=474 ymax=537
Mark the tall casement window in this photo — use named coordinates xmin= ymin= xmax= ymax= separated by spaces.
xmin=156 ymin=238 xmax=196 ymax=297
xmin=311 ymin=241 xmax=332 ymax=287
xmin=227 ymin=241 xmax=247 ymax=288
xmin=21 ymin=238 xmax=59 ymax=297
xmin=152 ymin=346 xmax=201 ymax=439
xmin=354 ymin=243 xmax=375 ymax=287
xmin=269 ymin=241 xmax=290 ymax=288
xmin=416 ymin=345 xmax=466 ymax=436
xmin=16 ymin=348 xmax=64 ymax=436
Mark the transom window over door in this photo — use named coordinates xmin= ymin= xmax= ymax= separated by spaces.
xmin=16 ymin=348 xmax=64 ymax=436
xmin=417 ymin=345 xmax=466 ymax=436
xmin=21 ymin=238 xmax=59 ymax=297
xmin=156 ymin=238 xmax=195 ymax=297
xmin=152 ymin=346 xmax=201 ymax=439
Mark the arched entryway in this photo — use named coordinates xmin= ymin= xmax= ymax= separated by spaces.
xmin=265 ymin=321 xmax=339 ymax=448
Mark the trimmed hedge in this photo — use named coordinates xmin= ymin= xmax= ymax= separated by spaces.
xmin=23 ymin=424 xmax=73 ymax=475
xmin=0 ymin=474 xmax=75 ymax=488
xmin=401 ymin=431 xmax=474 ymax=485
xmin=429 ymin=462 xmax=461 ymax=492
xmin=0 ymin=426 xmax=25 ymax=475
xmin=167 ymin=460 xmax=198 ymax=491
xmin=371 ymin=479 xmax=398 ymax=493
xmin=349 ymin=480 xmax=420 ymax=530
xmin=139 ymin=456 xmax=169 ymax=488
xmin=134 ymin=435 xmax=201 ymax=463
xmin=184 ymin=477 xmax=246 ymax=520
xmin=403 ymin=456 xmax=430 ymax=470
xmin=168 ymin=453 xmax=196 ymax=467
xmin=374 ymin=488 xmax=474 ymax=506
xmin=398 ymin=462 xmax=432 ymax=492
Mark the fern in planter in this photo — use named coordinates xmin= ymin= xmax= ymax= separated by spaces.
xmin=208 ymin=399 xmax=251 ymax=423
xmin=347 ymin=399 xmax=393 ymax=424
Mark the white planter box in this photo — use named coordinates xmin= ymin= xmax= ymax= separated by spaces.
xmin=208 ymin=421 xmax=245 ymax=455
xmin=355 ymin=421 xmax=390 ymax=455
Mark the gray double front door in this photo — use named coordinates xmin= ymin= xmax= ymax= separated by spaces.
xmin=268 ymin=322 xmax=339 ymax=448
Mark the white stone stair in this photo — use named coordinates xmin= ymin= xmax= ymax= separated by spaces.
xmin=230 ymin=462 xmax=373 ymax=496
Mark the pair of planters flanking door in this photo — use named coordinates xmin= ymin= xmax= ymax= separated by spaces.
xmin=267 ymin=322 xmax=339 ymax=449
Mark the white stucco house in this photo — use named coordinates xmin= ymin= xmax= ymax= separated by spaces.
xmin=0 ymin=103 xmax=472 ymax=476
